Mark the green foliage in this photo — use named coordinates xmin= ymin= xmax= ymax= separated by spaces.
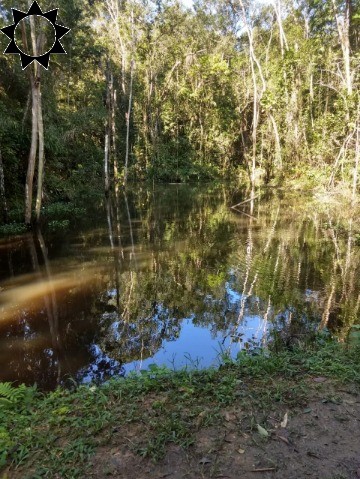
xmin=42 ymin=203 xmax=85 ymax=220
xmin=348 ymin=325 xmax=360 ymax=347
xmin=0 ymin=382 xmax=20 ymax=407
xmin=47 ymin=219 xmax=70 ymax=232
xmin=0 ymin=382 xmax=36 ymax=410
xmin=0 ymin=222 xmax=28 ymax=236
xmin=0 ymin=0 xmax=359 ymax=220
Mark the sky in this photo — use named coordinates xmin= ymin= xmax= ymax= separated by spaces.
xmin=181 ymin=0 xmax=194 ymax=8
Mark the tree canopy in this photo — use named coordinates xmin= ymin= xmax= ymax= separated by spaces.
xmin=0 ymin=0 xmax=359 ymax=222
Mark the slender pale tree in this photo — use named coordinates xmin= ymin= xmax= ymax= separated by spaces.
xmin=331 ymin=0 xmax=353 ymax=95
xmin=22 ymin=9 xmax=45 ymax=224
xmin=0 ymin=149 xmax=8 ymax=222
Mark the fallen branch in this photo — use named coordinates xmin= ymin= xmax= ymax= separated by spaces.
xmin=230 ymin=193 xmax=261 ymax=209
xmin=231 ymin=208 xmax=257 ymax=219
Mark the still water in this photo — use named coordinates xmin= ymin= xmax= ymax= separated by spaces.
xmin=0 ymin=184 xmax=359 ymax=390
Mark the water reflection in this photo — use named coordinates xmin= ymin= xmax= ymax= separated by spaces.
xmin=0 ymin=185 xmax=359 ymax=390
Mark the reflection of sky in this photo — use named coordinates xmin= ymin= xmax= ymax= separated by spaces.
xmin=80 ymin=344 xmax=125 ymax=384
xmin=79 ymin=278 xmax=270 ymax=382
xmin=1 ymin=186 xmax=334 ymax=390
xmin=88 ymin=311 xmax=267 ymax=379
xmin=124 ymin=317 xmax=223 ymax=372
xmin=123 ymin=316 xmax=262 ymax=373
xmin=135 ymin=312 xmax=267 ymax=372
xmin=226 ymin=281 xmax=242 ymax=304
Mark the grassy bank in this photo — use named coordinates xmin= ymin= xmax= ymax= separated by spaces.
xmin=0 ymin=340 xmax=359 ymax=478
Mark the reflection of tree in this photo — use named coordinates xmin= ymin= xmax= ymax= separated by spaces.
xmin=1 ymin=186 xmax=360 ymax=388
xmin=36 ymin=229 xmax=64 ymax=382
xmin=319 ymin=214 xmax=360 ymax=340
xmin=230 ymin=196 xmax=360 ymax=346
xmin=78 ymin=186 xmax=360 ymax=364
xmin=96 ymin=185 xmax=239 ymax=362
xmin=0 ymin=233 xmax=112 ymax=389
xmin=0 ymin=232 xmax=65 ymax=387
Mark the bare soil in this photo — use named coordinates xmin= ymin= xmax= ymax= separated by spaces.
xmin=89 ymin=383 xmax=360 ymax=479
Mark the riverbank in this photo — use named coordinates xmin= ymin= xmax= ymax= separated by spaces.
xmin=1 ymin=339 xmax=359 ymax=479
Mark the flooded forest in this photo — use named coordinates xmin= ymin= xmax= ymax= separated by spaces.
xmin=0 ymin=0 xmax=360 ymax=389
xmin=1 ymin=185 xmax=360 ymax=389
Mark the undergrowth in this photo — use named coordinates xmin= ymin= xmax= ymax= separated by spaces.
xmin=0 ymin=340 xmax=359 ymax=478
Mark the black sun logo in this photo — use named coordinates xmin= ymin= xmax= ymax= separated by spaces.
xmin=0 ymin=1 xmax=70 ymax=70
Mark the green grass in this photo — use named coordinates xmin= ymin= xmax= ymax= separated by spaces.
xmin=0 ymin=340 xmax=359 ymax=478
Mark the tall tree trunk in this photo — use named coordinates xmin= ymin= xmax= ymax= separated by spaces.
xmin=104 ymin=127 xmax=110 ymax=194
xmin=25 ymin=77 xmax=39 ymax=225
xmin=124 ymin=58 xmax=134 ymax=186
xmin=352 ymin=120 xmax=360 ymax=202
xmin=104 ymin=67 xmax=118 ymax=190
xmin=124 ymin=8 xmax=135 ymax=186
xmin=332 ymin=0 xmax=352 ymax=95
xmin=111 ymin=76 xmax=118 ymax=179
xmin=309 ymin=66 xmax=314 ymax=128
xmin=273 ymin=0 xmax=288 ymax=58
xmin=0 ymin=149 xmax=8 ymax=223
xmin=269 ymin=113 xmax=282 ymax=169
xmin=238 ymin=0 xmax=266 ymax=187
xmin=35 ymin=88 xmax=44 ymax=222
xmin=24 ymin=12 xmax=44 ymax=225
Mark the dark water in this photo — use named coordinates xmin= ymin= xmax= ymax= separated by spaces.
xmin=0 ymin=184 xmax=359 ymax=390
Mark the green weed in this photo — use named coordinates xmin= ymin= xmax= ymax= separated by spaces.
xmin=0 ymin=341 xmax=359 ymax=477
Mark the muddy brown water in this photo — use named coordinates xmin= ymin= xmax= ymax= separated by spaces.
xmin=0 ymin=185 xmax=359 ymax=390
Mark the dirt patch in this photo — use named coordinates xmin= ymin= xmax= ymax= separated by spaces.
xmin=89 ymin=384 xmax=360 ymax=479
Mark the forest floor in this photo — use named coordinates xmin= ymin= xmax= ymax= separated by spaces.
xmin=90 ymin=382 xmax=360 ymax=479
xmin=2 ymin=342 xmax=360 ymax=479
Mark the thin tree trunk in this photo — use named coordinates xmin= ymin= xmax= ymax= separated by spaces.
xmin=111 ymin=77 xmax=118 ymax=179
xmin=24 ymin=12 xmax=44 ymax=225
xmin=0 ymin=149 xmax=8 ymax=223
xmin=123 ymin=8 xmax=135 ymax=186
xmin=124 ymin=58 xmax=134 ymax=186
xmin=106 ymin=195 xmax=114 ymax=249
xmin=35 ymin=88 xmax=44 ymax=222
xmin=33 ymin=21 xmax=44 ymax=224
xmin=104 ymin=0 xmax=127 ymax=180
xmin=250 ymin=62 xmax=258 ymax=185
xmin=269 ymin=113 xmax=282 ymax=169
xmin=25 ymin=78 xmax=39 ymax=225
xmin=309 ymin=66 xmax=314 ymax=128
xmin=238 ymin=0 xmax=266 ymax=186
xmin=104 ymin=128 xmax=110 ymax=194
xmin=104 ymin=65 xmax=111 ymax=194
xmin=352 ymin=122 xmax=359 ymax=202
xmin=273 ymin=0 xmax=288 ymax=58
xmin=332 ymin=0 xmax=352 ymax=96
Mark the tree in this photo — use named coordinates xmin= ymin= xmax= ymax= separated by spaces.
xmin=0 ymin=148 xmax=8 ymax=222
xmin=17 ymin=5 xmax=47 ymax=224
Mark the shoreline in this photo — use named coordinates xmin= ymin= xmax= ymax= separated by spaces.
xmin=1 ymin=340 xmax=359 ymax=478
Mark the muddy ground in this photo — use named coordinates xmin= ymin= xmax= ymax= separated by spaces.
xmin=89 ymin=382 xmax=360 ymax=479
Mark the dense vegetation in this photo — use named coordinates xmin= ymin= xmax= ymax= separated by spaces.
xmin=0 ymin=0 xmax=359 ymax=223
